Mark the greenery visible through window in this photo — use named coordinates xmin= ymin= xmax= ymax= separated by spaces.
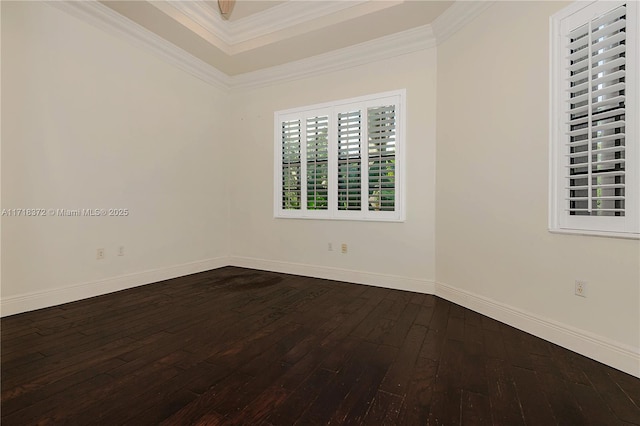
xmin=281 ymin=119 xmax=301 ymax=210
xmin=306 ymin=116 xmax=329 ymax=210
xmin=275 ymin=90 xmax=405 ymax=221
xmin=338 ymin=110 xmax=362 ymax=211
xmin=367 ymin=105 xmax=396 ymax=212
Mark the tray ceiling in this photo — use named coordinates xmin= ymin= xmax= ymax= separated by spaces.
xmin=100 ymin=0 xmax=454 ymax=75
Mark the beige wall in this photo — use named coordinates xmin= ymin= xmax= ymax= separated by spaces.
xmin=229 ymin=49 xmax=437 ymax=285
xmin=1 ymin=2 xmax=230 ymax=301
xmin=436 ymin=1 xmax=640 ymax=350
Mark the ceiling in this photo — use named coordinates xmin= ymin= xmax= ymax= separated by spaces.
xmin=209 ymin=1 xmax=287 ymax=21
xmin=99 ymin=0 xmax=454 ymax=76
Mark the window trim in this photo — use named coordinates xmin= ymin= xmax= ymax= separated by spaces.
xmin=549 ymin=0 xmax=640 ymax=239
xmin=274 ymin=90 xmax=406 ymax=222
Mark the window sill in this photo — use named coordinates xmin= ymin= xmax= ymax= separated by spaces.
xmin=548 ymin=228 xmax=640 ymax=240
xmin=274 ymin=215 xmax=406 ymax=223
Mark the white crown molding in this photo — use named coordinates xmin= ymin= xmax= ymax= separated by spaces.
xmin=228 ymin=0 xmax=370 ymax=44
xmin=432 ymin=0 xmax=495 ymax=45
xmin=151 ymin=0 xmax=370 ymax=51
xmin=49 ymin=0 xmax=492 ymax=91
xmin=151 ymin=0 xmax=231 ymax=52
xmin=151 ymin=0 xmax=496 ymax=55
xmin=230 ymin=24 xmax=437 ymax=90
xmin=48 ymin=0 xmax=232 ymax=91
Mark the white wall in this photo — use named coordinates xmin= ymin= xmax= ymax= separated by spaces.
xmin=436 ymin=1 xmax=640 ymax=372
xmin=229 ymin=49 xmax=437 ymax=290
xmin=1 ymin=2 xmax=230 ymax=314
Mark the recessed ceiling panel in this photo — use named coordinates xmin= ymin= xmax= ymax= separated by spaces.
xmin=100 ymin=0 xmax=453 ymax=75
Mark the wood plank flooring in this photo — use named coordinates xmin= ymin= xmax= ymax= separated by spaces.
xmin=2 ymin=267 xmax=639 ymax=425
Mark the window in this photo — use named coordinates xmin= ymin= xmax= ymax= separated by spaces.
xmin=275 ymin=90 xmax=405 ymax=221
xmin=550 ymin=1 xmax=639 ymax=238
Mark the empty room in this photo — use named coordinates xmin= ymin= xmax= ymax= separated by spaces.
xmin=1 ymin=0 xmax=639 ymax=424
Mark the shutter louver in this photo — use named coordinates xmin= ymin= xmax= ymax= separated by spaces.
xmin=566 ymin=4 xmax=627 ymax=217
xmin=276 ymin=90 xmax=405 ymax=221
xmin=282 ymin=119 xmax=301 ymax=210
xmin=337 ymin=110 xmax=362 ymax=211
xmin=367 ymin=105 xmax=396 ymax=211
xmin=306 ymin=116 xmax=329 ymax=210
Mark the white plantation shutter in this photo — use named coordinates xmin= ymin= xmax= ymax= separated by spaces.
xmin=566 ymin=5 xmax=626 ymax=217
xmin=281 ymin=119 xmax=301 ymax=210
xmin=550 ymin=1 xmax=639 ymax=237
xmin=306 ymin=116 xmax=329 ymax=210
xmin=275 ymin=90 xmax=405 ymax=221
xmin=367 ymin=105 xmax=396 ymax=212
xmin=337 ymin=110 xmax=362 ymax=211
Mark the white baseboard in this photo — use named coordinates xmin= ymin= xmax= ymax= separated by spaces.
xmin=228 ymin=256 xmax=436 ymax=294
xmin=436 ymin=281 xmax=640 ymax=378
xmin=2 ymin=255 xmax=636 ymax=378
xmin=0 ymin=256 xmax=229 ymax=317
xmin=229 ymin=257 xmax=639 ymax=377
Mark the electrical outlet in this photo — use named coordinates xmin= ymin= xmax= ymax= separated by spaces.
xmin=328 ymin=243 xmax=333 ymax=251
xmin=575 ymin=280 xmax=587 ymax=297
xmin=118 ymin=246 xmax=125 ymax=256
xmin=341 ymin=243 xmax=348 ymax=254
xmin=97 ymin=248 xmax=105 ymax=260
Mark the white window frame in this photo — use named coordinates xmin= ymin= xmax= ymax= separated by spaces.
xmin=549 ymin=0 xmax=640 ymax=239
xmin=274 ymin=90 xmax=406 ymax=222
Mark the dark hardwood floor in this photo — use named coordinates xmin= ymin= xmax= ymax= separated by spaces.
xmin=2 ymin=267 xmax=639 ymax=425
